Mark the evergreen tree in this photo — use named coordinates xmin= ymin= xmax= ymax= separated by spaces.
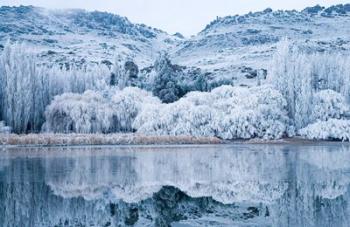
xmin=152 ymin=52 xmax=181 ymax=103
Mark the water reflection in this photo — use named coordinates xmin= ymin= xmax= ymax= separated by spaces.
xmin=0 ymin=144 xmax=350 ymax=226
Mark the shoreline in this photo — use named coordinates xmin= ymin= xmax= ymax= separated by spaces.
xmin=0 ymin=133 xmax=222 ymax=147
xmin=0 ymin=133 xmax=348 ymax=147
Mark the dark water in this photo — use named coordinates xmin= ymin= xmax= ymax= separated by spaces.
xmin=1 ymin=144 xmax=350 ymax=227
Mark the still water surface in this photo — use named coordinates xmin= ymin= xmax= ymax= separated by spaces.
xmin=0 ymin=144 xmax=350 ymax=227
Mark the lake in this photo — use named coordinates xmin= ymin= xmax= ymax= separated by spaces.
xmin=0 ymin=143 xmax=350 ymax=227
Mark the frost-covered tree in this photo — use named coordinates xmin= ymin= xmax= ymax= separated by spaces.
xmin=194 ymin=74 xmax=209 ymax=92
xmin=43 ymin=87 xmax=160 ymax=133
xmin=268 ymin=39 xmax=350 ymax=131
xmin=298 ymin=90 xmax=350 ymax=140
xmin=268 ymin=39 xmax=313 ymax=130
xmin=212 ymin=85 xmax=290 ymax=139
xmin=0 ymin=42 xmax=110 ymax=133
xmin=0 ymin=121 xmax=11 ymax=134
xmin=42 ymin=91 xmax=115 ymax=133
xmin=0 ymin=42 xmax=39 ymax=133
xmin=311 ymin=90 xmax=350 ymax=122
xmin=152 ymin=52 xmax=181 ymax=103
xmin=310 ymin=54 xmax=350 ymax=97
xmin=134 ymin=98 xmax=216 ymax=137
xmin=111 ymin=56 xmax=127 ymax=89
xmin=134 ymin=85 xmax=290 ymax=139
xmin=299 ymin=119 xmax=350 ymax=141
xmin=110 ymin=56 xmax=139 ymax=89
xmin=110 ymin=87 xmax=160 ymax=132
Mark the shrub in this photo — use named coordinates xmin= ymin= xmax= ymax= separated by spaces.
xmin=134 ymin=85 xmax=289 ymax=139
xmin=299 ymin=119 xmax=350 ymax=141
xmin=43 ymin=87 xmax=160 ymax=133
xmin=311 ymin=89 xmax=349 ymax=122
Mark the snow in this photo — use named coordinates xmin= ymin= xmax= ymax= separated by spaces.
xmin=172 ymin=5 xmax=350 ymax=88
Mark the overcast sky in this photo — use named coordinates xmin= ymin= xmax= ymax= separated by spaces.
xmin=1 ymin=0 xmax=349 ymax=36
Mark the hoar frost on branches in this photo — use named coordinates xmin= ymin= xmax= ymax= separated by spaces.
xmin=310 ymin=89 xmax=350 ymax=122
xmin=110 ymin=87 xmax=160 ymax=132
xmin=134 ymin=85 xmax=290 ymax=140
xmin=43 ymin=87 xmax=160 ymax=133
xmin=0 ymin=121 xmax=11 ymax=134
xmin=213 ymin=85 xmax=291 ymax=139
xmin=269 ymin=39 xmax=350 ymax=141
xmin=299 ymin=90 xmax=350 ymax=141
xmin=42 ymin=91 xmax=115 ymax=133
xmin=269 ymin=39 xmax=350 ymax=131
xmin=299 ymin=119 xmax=350 ymax=141
xmin=268 ymin=39 xmax=313 ymax=130
xmin=0 ymin=43 xmax=110 ymax=133
xmin=110 ymin=56 xmax=139 ymax=89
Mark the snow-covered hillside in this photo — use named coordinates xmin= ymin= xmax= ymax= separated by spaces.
xmin=1 ymin=4 xmax=350 ymax=79
xmin=173 ymin=4 xmax=350 ymax=86
xmin=0 ymin=5 xmax=178 ymax=68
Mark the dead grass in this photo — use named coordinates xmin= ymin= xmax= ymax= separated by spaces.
xmin=0 ymin=133 xmax=222 ymax=146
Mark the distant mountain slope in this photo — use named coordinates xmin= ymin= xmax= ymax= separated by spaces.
xmin=172 ymin=4 xmax=350 ymax=86
xmin=1 ymin=4 xmax=350 ymax=86
xmin=0 ymin=5 xmax=178 ymax=67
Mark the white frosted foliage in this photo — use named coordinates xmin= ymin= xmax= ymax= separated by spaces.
xmin=299 ymin=90 xmax=350 ymax=141
xmin=43 ymin=87 xmax=160 ymax=133
xmin=268 ymin=39 xmax=313 ymax=130
xmin=110 ymin=87 xmax=161 ymax=132
xmin=0 ymin=121 xmax=11 ymax=134
xmin=43 ymin=91 xmax=115 ymax=133
xmin=269 ymin=39 xmax=350 ymax=131
xmin=134 ymin=85 xmax=289 ymax=139
xmin=311 ymin=89 xmax=349 ymax=122
xmin=0 ymin=42 xmax=110 ymax=133
xmin=299 ymin=119 xmax=350 ymax=141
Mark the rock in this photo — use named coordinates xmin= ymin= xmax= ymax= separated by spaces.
xmin=173 ymin=32 xmax=185 ymax=39
xmin=263 ymin=8 xmax=273 ymax=13
xmin=241 ymin=66 xmax=257 ymax=79
xmin=101 ymin=59 xmax=113 ymax=68
xmin=47 ymin=50 xmax=56 ymax=55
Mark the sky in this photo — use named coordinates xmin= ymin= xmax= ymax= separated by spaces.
xmin=0 ymin=0 xmax=349 ymax=36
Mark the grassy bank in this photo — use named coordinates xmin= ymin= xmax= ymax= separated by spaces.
xmin=0 ymin=133 xmax=222 ymax=146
